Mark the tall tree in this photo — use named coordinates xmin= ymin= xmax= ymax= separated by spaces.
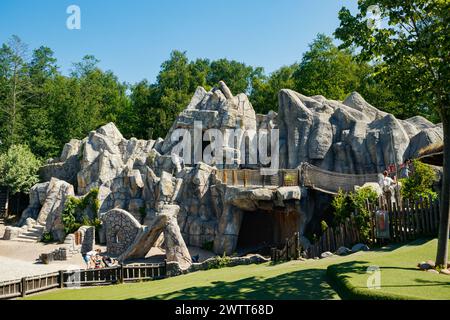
xmin=25 ymin=46 xmax=60 ymax=158
xmin=0 ymin=35 xmax=31 ymax=149
xmin=335 ymin=0 xmax=449 ymax=267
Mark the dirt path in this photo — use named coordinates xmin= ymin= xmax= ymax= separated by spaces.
xmin=0 ymin=226 xmax=215 ymax=282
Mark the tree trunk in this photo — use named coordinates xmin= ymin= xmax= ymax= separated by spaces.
xmin=435 ymin=109 xmax=450 ymax=268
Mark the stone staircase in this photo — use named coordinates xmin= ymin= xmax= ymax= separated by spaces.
xmin=13 ymin=224 xmax=45 ymax=243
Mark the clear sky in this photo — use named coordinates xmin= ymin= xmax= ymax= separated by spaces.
xmin=0 ymin=0 xmax=358 ymax=84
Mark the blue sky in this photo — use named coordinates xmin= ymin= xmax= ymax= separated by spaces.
xmin=0 ymin=0 xmax=358 ymax=84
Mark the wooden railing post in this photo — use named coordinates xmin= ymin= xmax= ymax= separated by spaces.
xmin=294 ymin=232 xmax=300 ymax=260
xmin=59 ymin=270 xmax=64 ymax=289
xmin=244 ymin=170 xmax=248 ymax=187
xmin=21 ymin=277 xmax=27 ymax=298
xmin=119 ymin=264 xmax=124 ymax=284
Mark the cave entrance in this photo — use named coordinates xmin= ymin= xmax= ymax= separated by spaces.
xmin=236 ymin=209 xmax=299 ymax=254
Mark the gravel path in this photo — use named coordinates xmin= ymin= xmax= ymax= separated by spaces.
xmin=0 ymin=240 xmax=86 ymax=282
xmin=0 ymin=222 xmax=215 ymax=282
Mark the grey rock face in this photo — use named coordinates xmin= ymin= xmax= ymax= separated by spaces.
xmin=278 ymin=90 xmax=443 ymax=173
xmin=37 ymin=178 xmax=75 ymax=242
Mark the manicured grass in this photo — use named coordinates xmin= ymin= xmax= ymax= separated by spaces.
xmin=327 ymin=238 xmax=450 ymax=300
xmin=26 ymin=256 xmax=356 ymax=300
xmin=25 ymin=238 xmax=449 ymax=300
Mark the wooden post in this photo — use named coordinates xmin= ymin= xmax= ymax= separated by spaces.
xmin=244 ymin=170 xmax=248 ymax=187
xmin=428 ymin=195 xmax=434 ymax=234
xmin=223 ymin=171 xmax=228 ymax=184
xmin=21 ymin=277 xmax=27 ymax=298
xmin=119 ymin=264 xmax=124 ymax=284
xmin=232 ymin=170 xmax=237 ymax=185
xmin=59 ymin=270 xmax=64 ymax=289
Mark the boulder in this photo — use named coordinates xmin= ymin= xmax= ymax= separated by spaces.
xmin=418 ymin=262 xmax=433 ymax=270
xmin=336 ymin=246 xmax=352 ymax=256
xmin=320 ymin=251 xmax=334 ymax=259
xmin=440 ymin=268 xmax=450 ymax=275
xmin=37 ymin=178 xmax=75 ymax=242
xmin=351 ymin=243 xmax=370 ymax=252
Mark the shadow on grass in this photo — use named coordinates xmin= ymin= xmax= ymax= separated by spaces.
xmin=129 ymin=268 xmax=338 ymax=300
xmin=371 ymin=238 xmax=432 ymax=253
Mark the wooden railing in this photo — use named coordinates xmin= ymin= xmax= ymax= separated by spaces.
xmin=216 ymin=169 xmax=300 ymax=188
xmin=0 ymin=262 xmax=167 ymax=300
xmin=270 ymin=232 xmax=301 ymax=262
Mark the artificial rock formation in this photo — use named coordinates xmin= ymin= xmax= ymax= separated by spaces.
xmin=15 ymin=82 xmax=443 ymax=258
xmin=278 ymin=90 xmax=443 ymax=173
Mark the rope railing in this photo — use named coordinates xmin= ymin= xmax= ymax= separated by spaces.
xmin=301 ymin=163 xmax=380 ymax=194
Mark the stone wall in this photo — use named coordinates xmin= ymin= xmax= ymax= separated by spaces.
xmin=101 ymin=209 xmax=141 ymax=256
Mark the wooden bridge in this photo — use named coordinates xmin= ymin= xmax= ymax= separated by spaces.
xmin=215 ymin=163 xmax=381 ymax=195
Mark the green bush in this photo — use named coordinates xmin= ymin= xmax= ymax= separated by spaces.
xmin=61 ymin=188 xmax=101 ymax=234
xmin=331 ymin=186 xmax=379 ymax=243
xmin=41 ymin=231 xmax=54 ymax=243
xmin=321 ymin=220 xmax=329 ymax=232
xmin=400 ymin=159 xmax=437 ymax=203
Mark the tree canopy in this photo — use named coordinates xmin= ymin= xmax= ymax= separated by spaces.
xmin=0 ymin=144 xmax=40 ymax=194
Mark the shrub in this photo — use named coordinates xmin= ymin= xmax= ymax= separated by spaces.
xmin=321 ymin=220 xmax=329 ymax=232
xmin=331 ymin=186 xmax=378 ymax=243
xmin=61 ymin=188 xmax=101 ymax=234
xmin=400 ymin=159 xmax=437 ymax=203
xmin=41 ymin=231 xmax=54 ymax=243
xmin=0 ymin=144 xmax=41 ymax=194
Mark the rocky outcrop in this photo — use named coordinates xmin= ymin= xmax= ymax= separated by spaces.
xmin=278 ymin=90 xmax=443 ymax=173
xmin=37 ymin=178 xmax=75 ymax=242
xmin=16 ymin=82 xmax=443 ymax=260
xmin=111 ymin=204 xmax=192 ymax=269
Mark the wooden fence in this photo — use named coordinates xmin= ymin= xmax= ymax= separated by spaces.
xmin=306 ymin=197 xmax=441 ymax=259
xmin=0 ymin=262 xmax=167 ymax=300
xmin=216 ymin=169 xmax=299 ymax=187
xmin=366 ymin=197 xmax=440 ymax=245
xmin=271 ymin=232 xmax=301 ymax=262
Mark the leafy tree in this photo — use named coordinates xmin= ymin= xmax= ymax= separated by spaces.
xmin=0 ymin=35 xmax=31 ymax=149
xmin=292 ymin=34 xmax=368 ymax=101
xmin=24 ymin=46 xmax=60 ymax=158
xmin=208 ymin=59 xmax=263 ymax=95
xmin=0 ymin=144 xmax=40 ymax=194
xmin=335 ymin=0 xmax=449 ymax=268
xmin=250 ymin=64 xmax=297 ymax=114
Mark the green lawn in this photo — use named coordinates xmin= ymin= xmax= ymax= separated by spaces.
xmin=25 ymin=238 xmax=449 ymax=300
xmin=328 ymin=238 xmax=450 ymax=300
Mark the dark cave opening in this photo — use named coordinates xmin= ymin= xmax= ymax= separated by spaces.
xmin=236 ymin=209 xmax=300 ymax=253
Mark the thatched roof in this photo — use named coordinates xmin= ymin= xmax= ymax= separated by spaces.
xmin=418 ymin=142 xmax=444 ymax=166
